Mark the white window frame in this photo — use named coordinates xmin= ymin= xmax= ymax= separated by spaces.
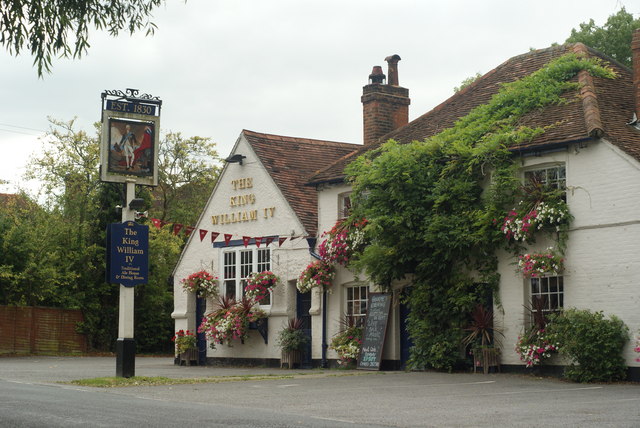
xmin=523 ymin=163 xmax=566 ymax=193
xmin=529 ymin=275 xmax=564 ymax=316
xmin=345 ymin=284 xmax=368 ymax=327
xmin=338 ymin=192 xmax=352 ymax=220
xmin=221 ymin=246 xmax=272 ymax=307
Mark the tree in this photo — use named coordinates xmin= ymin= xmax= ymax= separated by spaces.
xmin=155 ymin=132 xmax=220 ymax=226
xmin=0 ymin=0 xmax=164 ymax=76
xmin=12 ymin=118 xmax=219 ymax=351
xmin=566 ymin=7 xmax=640 ymax=67
xmin=454 ymin=72 xmax=482 ymax=93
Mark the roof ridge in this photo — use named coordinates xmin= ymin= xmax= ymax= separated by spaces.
xmin=242 ymin=129 xmax=358 ymax=148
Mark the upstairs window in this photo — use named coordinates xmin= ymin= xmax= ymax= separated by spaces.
xmin=338 ymin=192 xmax=352 ymax=220
xmin=524 ymin=164 xmax=566 ymax=200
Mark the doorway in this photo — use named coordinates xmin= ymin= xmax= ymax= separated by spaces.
xmin=296 ymin=287 xmax=312 ymax=368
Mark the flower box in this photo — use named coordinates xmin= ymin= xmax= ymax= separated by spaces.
xmin=280 ymin=350 xmax=301 ymax=369
xmin=179 ymin=348 xmax=198 ymax=366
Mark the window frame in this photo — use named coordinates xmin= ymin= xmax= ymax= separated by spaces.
xmin=529 ymin=274 xmax=564 ymax=317
xmin=338 ymin=192 xmax=352 ymax=221
xmin=345 ymin=284 xmax=369 ymax=327
xmin=221 ymin=246 xmax=272 ymax=307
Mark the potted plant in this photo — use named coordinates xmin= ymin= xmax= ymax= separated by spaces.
xmin=277 ymin=318 xmax=309 ymax=369
xmin=172 ymin=329 xmax=197 ymax=366
xmin=462 ymin=304 xmax=503 ymax=374
xmin=330 ymin=321 xmax=363 ymax=369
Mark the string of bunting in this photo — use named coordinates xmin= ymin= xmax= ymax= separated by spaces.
xmin=149 ymin=218 xmax=308 ymax=248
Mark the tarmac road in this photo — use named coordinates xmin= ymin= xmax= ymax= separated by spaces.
xmin=0 ymin=356 xmax=638 ymax=427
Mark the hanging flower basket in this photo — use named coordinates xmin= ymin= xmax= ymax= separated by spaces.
xmin=515 ymin=328 xmax=559 ymax=367
xmin=296 ymin=260 xmax=335 ymax=293
xmin=181 ymin=270 xmax=219 ymax=298
xmin=501 ymin=200 xmax=570 ymax=242
xmin=318 ymin=218 xmax=367 ymax=266
xmin=198 ymin=297 xmax=267 ymax=347
xmin=244 ymin=271 xmax=279 ymax=302
xmin=517 ymin=248 xmax=564 ymax=278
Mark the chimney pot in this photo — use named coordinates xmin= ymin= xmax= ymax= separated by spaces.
xmin=385 ymin=54 xmax=401 ymax=86
xmin=369 ymin=66 xmax=386 ymax=84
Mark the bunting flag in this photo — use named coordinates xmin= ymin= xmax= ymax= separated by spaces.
xmin=255 ymin=237 xmax=263 ymax=248
xmin=173 ymin=223 xmax=183 ymax=235
xmin=224 ymin=234 xmax=233 ymax=246
xmin=211 ymin=232 xmax=220 ymax=243
xmin=278 ymin=237 xmax=287 ymax=247
xmin=199 ymin=229 xmax=208 ymax=241
xmin=160 ymin=220 xmax=169 ymax=228
xmin=184 ymin=226 xmax=195 ymax=237
xmin=242 ymin=236 xmax=251 ymax=248
xmin=151 ymin=218 xmax=162 ymax=229
xmin=265 ymin=237 xmax=275 ymax=247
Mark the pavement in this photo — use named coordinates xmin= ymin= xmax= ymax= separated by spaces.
xmin=0 ymin=355 xmax=353 ymax=383
xmin=1 ymin=356 xmax=639 ymax=427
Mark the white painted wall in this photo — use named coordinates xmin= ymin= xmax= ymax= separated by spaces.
xmin=172 ymin=133 xmax=313 ymax=359
xmin=497 ymin=140 xmax=640 ymax=367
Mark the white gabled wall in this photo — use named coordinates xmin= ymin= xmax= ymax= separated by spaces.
xmin=498 ymin=139 xmax=640 ymax=367
xmin=172 ymin=133 xmax=313 ymax=359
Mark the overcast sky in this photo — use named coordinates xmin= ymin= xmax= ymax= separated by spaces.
xmin=0 ymin=0 xmax=634 ymax=193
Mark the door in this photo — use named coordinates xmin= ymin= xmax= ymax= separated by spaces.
xmin=399 ymin=288 xmax=413 ymax=370
xmin=195 ymin=296 xmax=207 ymax=365
xmin=296 ymin=288 xmax=312 ymax=368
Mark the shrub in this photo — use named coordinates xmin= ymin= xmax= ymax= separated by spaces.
xmin=547 ymin=309 xmax=629 ymax=382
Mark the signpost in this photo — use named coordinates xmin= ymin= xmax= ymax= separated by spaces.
xmin=100 ymin=89 xmax=161 ymax=378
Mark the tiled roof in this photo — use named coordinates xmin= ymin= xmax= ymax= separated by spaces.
xmin=308 ymin=43 xmax=640 ymax=185
xmin=242 ymin=130 xmax=358 ymax=236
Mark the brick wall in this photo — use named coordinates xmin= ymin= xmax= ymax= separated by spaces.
xmin=0 ymin=306 xmax=87 ymax=354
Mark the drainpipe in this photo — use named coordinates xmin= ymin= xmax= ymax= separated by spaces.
xmin=306 ymin=237 xmax=328 ymax=368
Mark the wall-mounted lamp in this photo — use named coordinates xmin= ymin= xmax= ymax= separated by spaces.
xmin=225 ymin=154 xmax=246 ymax=165
xmin=128 ymin=198 xmax=146 ymax=210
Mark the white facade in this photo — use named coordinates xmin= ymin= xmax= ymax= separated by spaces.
xmin=172 ymin=133 xmax=314 ymax=360
xmin=497 ymin=139 xmax=640 ymax=368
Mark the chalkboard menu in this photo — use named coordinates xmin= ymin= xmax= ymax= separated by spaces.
xmin=357 ymin=293 xmax=391 ymax=370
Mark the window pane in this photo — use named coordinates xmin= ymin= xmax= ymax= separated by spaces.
xmin=549 ymin=276 xmax=557 ymax=293
xmin=225 ymin=280 xmax=236 ymax=300
xmin=531 ymin=278 xmax=539 ymax=294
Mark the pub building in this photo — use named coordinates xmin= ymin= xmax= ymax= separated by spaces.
xmin=174 ymin=42 xmax=640 ymax=378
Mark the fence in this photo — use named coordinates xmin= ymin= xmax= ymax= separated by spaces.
xmin=0 ymin=306 xmax=88 ymax=354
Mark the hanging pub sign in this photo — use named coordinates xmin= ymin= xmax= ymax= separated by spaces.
xmin=100 ymin=88 xmax=161 ymax=186
xmin=106 ymin=221 xmax=149 ymax=287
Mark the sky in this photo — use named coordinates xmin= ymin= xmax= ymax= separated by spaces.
xmin=0 ymin=0 xmax=635 ymax=194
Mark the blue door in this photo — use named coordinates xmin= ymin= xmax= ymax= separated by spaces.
xmin=195 ymin=296 xmax=207 ymax=365
xmin=399 ymin=288 xmax=413 ymax=369
xmin=296 ymin=289 xmax=312 ymax=368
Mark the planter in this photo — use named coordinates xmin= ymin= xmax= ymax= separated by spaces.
xmin=280 ymin=350 xmax=301 ymax=369
xmin=473 ymin=347 xmax=500 ymax=374
xmin=179 ymin=348 xmax=198 ymax=366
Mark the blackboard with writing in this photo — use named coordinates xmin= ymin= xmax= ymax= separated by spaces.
xmin=357 ymin=293 xmax=391 ymax=370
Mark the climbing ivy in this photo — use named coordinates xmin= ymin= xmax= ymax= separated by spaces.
xmin=345 ymin=53 xmax=615 ymax=370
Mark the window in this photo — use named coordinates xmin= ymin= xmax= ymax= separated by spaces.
xmin=530 ymin=275 xmax=563 ymax=315
xmin=338 ymin=192 xmax=352 ymax=220
xmin=222 ymin=247 xmax=272 ymax=305
xmin=524 ymin=164 xmax=566 ymax=192
xmin=346 ymin=285 xmax=368 ymax=327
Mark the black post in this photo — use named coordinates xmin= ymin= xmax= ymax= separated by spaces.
xmin=321 ymin=290 xmax=328 ymax=368
xmin=116 ymin=338 xmax=136 ymax=378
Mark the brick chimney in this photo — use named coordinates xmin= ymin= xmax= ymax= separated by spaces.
xmin=362 ymin=54 xmax=410 ymax=146
xmin=632 ymin=29 xmax=640 ymax=120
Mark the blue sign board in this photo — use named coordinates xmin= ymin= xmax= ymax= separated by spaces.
xmin=107 ymin=221 xmax=149 ymax=287
xmin=106 ymin=100 xmax=157 ymax=116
